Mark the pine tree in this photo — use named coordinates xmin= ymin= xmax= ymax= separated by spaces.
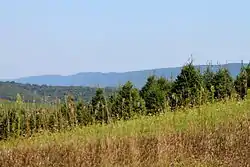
xmin=140 ymin=76 xmax=157 ymax=99
xmin=140 ymin=76 xmax=170 ymax=114
xmin=169 ymin=61 xmax=204 ymax=108
xmin=157 ymin=76 xmax=171 ymax=95
xmin=111 ymin=81 xmax=146 ymax=120
xmin=91 ymin=88 xmax=109 ymax=124
xmin=131 ymin=87 xmax=147 ymax=116
xmin=245 ymin=63 xmax=250 ymax=88
xmin=213 ymin=68 xmax=234 ymax=100
xmin=234 ymin=67 xmax=248 ymax=99
xmin=76 ymin=101 xmax=93 ymax=126
xmin=203 ymin=65 xmax=215 ymax=102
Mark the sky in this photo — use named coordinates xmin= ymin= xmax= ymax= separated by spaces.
xmin=0 ymin=0 xmax=250 ymax=79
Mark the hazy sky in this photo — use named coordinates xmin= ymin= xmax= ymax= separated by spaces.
xmin=0 ymin=0 xmax=249 ymax=79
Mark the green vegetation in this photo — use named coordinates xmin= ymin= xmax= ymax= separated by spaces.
xmin=140 ymin=76 xmax=170 ymax=114
xmin=0 ymin=61 xmax=249 ymax=140
xmin=169 ymin=62 xmax=205 ymax=108
xmin=234 ymin=67 xmax=248 ymax=99
xmin=0 ymin=97 xmax=249 ymax=166
xmin=246 ymin=63 xmax=250 ymax=88
xmin=0 ymin=60 xmax=250 ymax=166
xmin=0 ymin=81 xmax=115 ymax=102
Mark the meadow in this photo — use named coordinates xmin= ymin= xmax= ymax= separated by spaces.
xmin=0 ymin=96 xmax=249 ymax=166
xmin=0 ymin=63 xmax=249 ymax=166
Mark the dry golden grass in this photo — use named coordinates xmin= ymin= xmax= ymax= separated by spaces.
xmin=0 ymin=99 xmax=250 ymax=167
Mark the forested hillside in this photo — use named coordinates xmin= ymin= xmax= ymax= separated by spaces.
xmin=0 ymin=81 xmax=115 ymax=103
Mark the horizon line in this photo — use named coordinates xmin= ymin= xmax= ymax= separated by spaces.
xmin=1 ymin=62 xmax=248 ymax=80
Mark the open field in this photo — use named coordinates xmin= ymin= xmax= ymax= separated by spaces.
xmin=0 ymin=98 xmax=249 ymax=167
xmin=0 ymin=64 xmax=249 ymax=166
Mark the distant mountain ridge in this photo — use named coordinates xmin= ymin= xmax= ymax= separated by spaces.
xmin=7 ymin=63 xmax=247 ymax=88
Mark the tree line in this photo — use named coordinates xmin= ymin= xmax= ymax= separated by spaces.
xmin=0 ymin=61 xmax=250 ymax=139
xmin=0 ymin=81 xmax=115 ymax=103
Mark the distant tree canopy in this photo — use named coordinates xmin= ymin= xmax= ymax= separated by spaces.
xmin=0 ymin=81 xmax=116 ymax=103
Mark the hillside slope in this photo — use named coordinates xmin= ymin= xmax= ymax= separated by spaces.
xmin=1 ymin=98 xmax=249 ymax=166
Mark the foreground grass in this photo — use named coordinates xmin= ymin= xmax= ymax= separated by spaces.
xmin=0 ymin=99 xmax=250 ymax=166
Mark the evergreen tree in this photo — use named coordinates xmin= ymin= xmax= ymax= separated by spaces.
xmin=76 ymin=101 xmax=93 ymax=126
xmin=131 ymin=88 xmax=147 ymax=116
xmin=203 ymin=65 xmax=215 ymax=102
xmin=140 ymin=76 xmax=170 ymax=114
xmin=234 ymin=67 xmax=248 ymax=99
xmin=111 ymin=81 xmax=146 ymax=120
xmin=213 ymin=68 xmax=234 ymax=100
xmin=91 ymin=88 xmax=109 ymax=124
xmin=169 ymin=62 xmax=204 ymax=108
xmin=157 ymin=76 xmax=172 ymax=94
xmin=144 ymin=84 xmax=167 ymax=114
xmin=245 ymin=63 xmax=250 ymax=88
xmin=140 ymin=76 xmax=157 ymax=99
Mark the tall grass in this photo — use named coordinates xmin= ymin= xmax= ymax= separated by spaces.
xmin=0 ymin=98 xmax=249 ymax=166
xmin=0 ymin=102 xmax=62 ymax=139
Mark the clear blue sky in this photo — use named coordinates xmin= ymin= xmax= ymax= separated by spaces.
xmin=0 ymin=0 xmax=249 ymax=79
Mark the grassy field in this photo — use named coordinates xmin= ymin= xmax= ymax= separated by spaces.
xmin=0 ymin=97 xmax=249 ymax=167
